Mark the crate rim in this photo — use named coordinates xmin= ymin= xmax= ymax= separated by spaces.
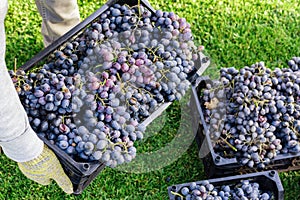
xmin=167 ymin=170 xmax=284 ymax=200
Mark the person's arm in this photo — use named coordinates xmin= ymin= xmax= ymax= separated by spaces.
xmin=0 ymin=1 xmax=73 ymax=193
xmin=0 ymin=0 xmax=44 ymax=162
xmin=0 ymin=61 xmax=45 ymax=162
xmin=0 ymin=0 xmax=81 ymax=160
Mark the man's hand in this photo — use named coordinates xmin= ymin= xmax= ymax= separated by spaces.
xmin=18 ymin=145 xmax=73 ymax=194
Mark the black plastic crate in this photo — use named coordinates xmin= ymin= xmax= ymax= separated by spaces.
xmin=167 ymin=170 xmax=284 ymax=200
xmin=190 ymin=77 xmax=300 ymax=178
xmin=18 ymin=0 xmax=209 ymax=194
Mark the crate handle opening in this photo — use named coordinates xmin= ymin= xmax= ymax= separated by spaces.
xmin=83 ymin=163 xmax=90 ymax=171
xmin=269 ymin=170 xmax=276 ymax=177
xmin=215 ymin=156 xmax=221 ymax=163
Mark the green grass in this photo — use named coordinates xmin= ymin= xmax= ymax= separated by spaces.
xmin=2 ymin=0 xmax=300 ymax=199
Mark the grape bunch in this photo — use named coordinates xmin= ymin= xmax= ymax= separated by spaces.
xmin=172 ymin=179 xmax=273 ymax=200
xmin=202 ymin=60 xmax=300 ymax=169
xmin=10 ymin=3 xmax=203 ymax=167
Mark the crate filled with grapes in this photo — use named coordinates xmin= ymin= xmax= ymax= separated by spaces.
xmin=168 ymin=170 xmax=284 ymax=200
xmin=10 ymin=0 xmax=208 ymax=194
xmin=190 ymin=59 xmax=300 ymax=178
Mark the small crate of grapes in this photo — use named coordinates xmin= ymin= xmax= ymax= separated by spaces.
xmin=13 ymin=0 xmax=208 ymax=194
xmin=190 ymin=63 xmax=300 ymax=178
xmin=167 ymin=170 xmax=284 ymax=200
